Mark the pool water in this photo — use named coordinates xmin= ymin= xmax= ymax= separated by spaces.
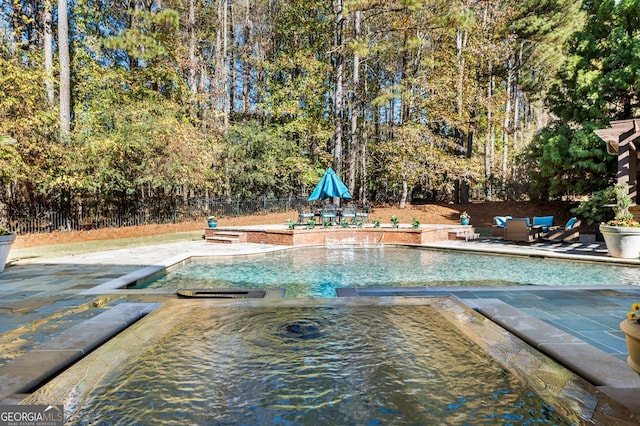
xmin=134 ymin=246 xmax=640 ymax=297
xmin=66 ymin=305 xmax=570 ymax=425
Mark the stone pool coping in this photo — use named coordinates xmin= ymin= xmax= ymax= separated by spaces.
xmin=339 ymin=286 xmax=640 ymax=414
xmin=469 ymin=298 xmax=640 ymax=414
xmin=19 ymin=297 xmax=639 ymax=424
xmin=0 ymin=303 xmax=159 ymax=403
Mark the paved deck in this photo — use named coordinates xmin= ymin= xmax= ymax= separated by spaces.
xmin=1 ymin=230 xmax=640 ymax=415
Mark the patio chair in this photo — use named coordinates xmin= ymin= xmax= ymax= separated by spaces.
xmin=341 ymin=204 xmax=357 ymax=223
xmin=503 ymin=218 xmax=541 ymax=242
xmin=320 ymin=205 xmax=338 ymax=225
xmin=532 ymin=215 xmax=554 ymax=237
xmin=545 ymin=217 xmax=581 ymax=243
xmin=492 ymin=216 xmax=512 ymax=238
xmin=356 ymin=204 xmax=370 ymax=224
xmin=297 ymin=206 xmax=315 ymax=223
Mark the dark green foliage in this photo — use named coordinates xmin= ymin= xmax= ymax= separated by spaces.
xmin=529 ymin=0 xmax=639 ymax=197
xmin=525 ymin=122 xmax=615 ymax=199
xmin=550 ymin=0 xmax=640 ymax=122
xmin=570 ymin=186 xmax=616 ymax=225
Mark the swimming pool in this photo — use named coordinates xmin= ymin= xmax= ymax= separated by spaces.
xmin=132 ymin=246 xmax=640 ymax=297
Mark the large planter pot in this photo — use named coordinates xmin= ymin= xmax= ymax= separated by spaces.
xmin=600 ymin=225 xmax=640 ymax=258
xmin=460 ymin=218 xmax=470 ymax=226
xmin=620 ymin=319 xmax=640 ymax=376
xmin=207 ymin=221 xmax=218 ymax=228
xmin=0 ymin=234 xmax=16 ymax=273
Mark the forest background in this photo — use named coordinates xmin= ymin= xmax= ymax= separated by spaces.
xmin=1 ymin=0 xmax=639 ymax=232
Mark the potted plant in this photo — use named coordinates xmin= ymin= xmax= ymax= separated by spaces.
xmin=412 ymin=218 xmax=420 ymax=229
xmin=0 ymin=224 xmax=16 ymax=273
xmin=620 ymin=303 xmax=640 ymax=376
xmin=391 ymin=215 xmax=399 ymax=228
xmin=460 ymin=211 xmax=470 ymax=225
xmin=207 ymin=216 xmax=218 ymax=228
xmin=599 ymin=183 xmax=640 ymax=258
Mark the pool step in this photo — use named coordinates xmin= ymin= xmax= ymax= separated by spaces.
xmin=449 ymin=228 xmax=480 ymax=241
xmin=205 ymin=230 xmax=247 ymax=244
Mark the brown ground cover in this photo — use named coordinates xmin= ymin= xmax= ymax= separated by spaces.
xmin=13 ymin=200 xmax=580 ymax=249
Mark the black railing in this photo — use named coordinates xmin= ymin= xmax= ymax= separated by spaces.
xmin=2 ymin=196 xmax=309 ymax=235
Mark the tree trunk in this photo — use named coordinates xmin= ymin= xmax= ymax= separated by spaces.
xmin=513 ymin=42 xmax=524 ymax=150
xmin=348 ymin=10 xmax=360 ymax=198
xmin=456 ymin=29 xmax=467 ymax=118
xmin=214 ymin=0 xmax=229 ymax=129
xmin=58 ymin=0 xmax=71 ymax=136
xmin=228 ymin=1 xmax=236 ymax=121
xmin=485 ymin=64 xmax=494 ymax=201
xmin=502 ymin=54 xmax=513 ymax=196
xmin=333 ymin=0 xmax=344 ymax=181
xmin=187 ymin=0 xmax=197 ymax=96
xmin=456 ymin=28 xmax=467 ymax=204
xmin=242 ymin=0 xmax=252 ymax=119
xmin=187 ymin=0 xmax=199 ymax=122
xmin=43 ymin=0 xmax=54 ymax=106
xmin=399 ymin=178 xmax=408 ymax=209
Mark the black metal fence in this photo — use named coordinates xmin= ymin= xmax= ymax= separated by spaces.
xmin=3 ymin=196 xmax=309 ymax=235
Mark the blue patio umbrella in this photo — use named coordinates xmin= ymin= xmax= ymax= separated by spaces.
xmin=308 ymin=167 xmax=352 ymax=201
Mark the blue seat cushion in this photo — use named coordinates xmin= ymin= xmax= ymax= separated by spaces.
xmin=494 ymin=216 xmax=512 ymax=228
xmin=533 ymin=216 xmax=553 ymax=227
xmin=533 ymin=216 xmax=553 ymax=231
xmin=565 ymin=217 xmax=577 ymax=229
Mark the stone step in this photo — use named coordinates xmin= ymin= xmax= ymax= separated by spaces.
xmin=204 ymin=230 xmax=247 ymax=244
xmin=206 ymin=236 xmax=240 ymax=244
xmin=461 ymin=233 xmax=481 ymax=241
xmin=214 ymin=231 xmax=246 ymax=237
xmin=448 ymin=229 xmax=480 ymax=241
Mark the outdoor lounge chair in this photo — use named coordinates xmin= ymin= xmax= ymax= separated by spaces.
xmin=297 ymin=206 xmax=315 ymax=223
xmin=545 ymin=217 xmax=581 ymax=242
xmin=492 ymin=216 xmax=512 ymax=237
xmin=503 ymin=218 xmax=541 ymax=242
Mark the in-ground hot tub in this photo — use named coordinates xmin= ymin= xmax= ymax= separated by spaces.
xmin=23 ymin=297 xmax=634 ymax=424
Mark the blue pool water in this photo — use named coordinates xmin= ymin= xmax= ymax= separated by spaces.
xmin=133 ymin=247 xmax=640 ymax=297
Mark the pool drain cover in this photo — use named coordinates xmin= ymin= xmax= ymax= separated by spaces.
xmin=277 ymin=320 xmax=323 ymax=339
xmin=177 ymin=289 xmax=267 ymax=299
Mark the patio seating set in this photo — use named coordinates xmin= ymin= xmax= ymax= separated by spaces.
xmin=492 ymin=215 xmax=580 ymax=243
xmin=297 ymin=204 xmax=369 ymax=226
